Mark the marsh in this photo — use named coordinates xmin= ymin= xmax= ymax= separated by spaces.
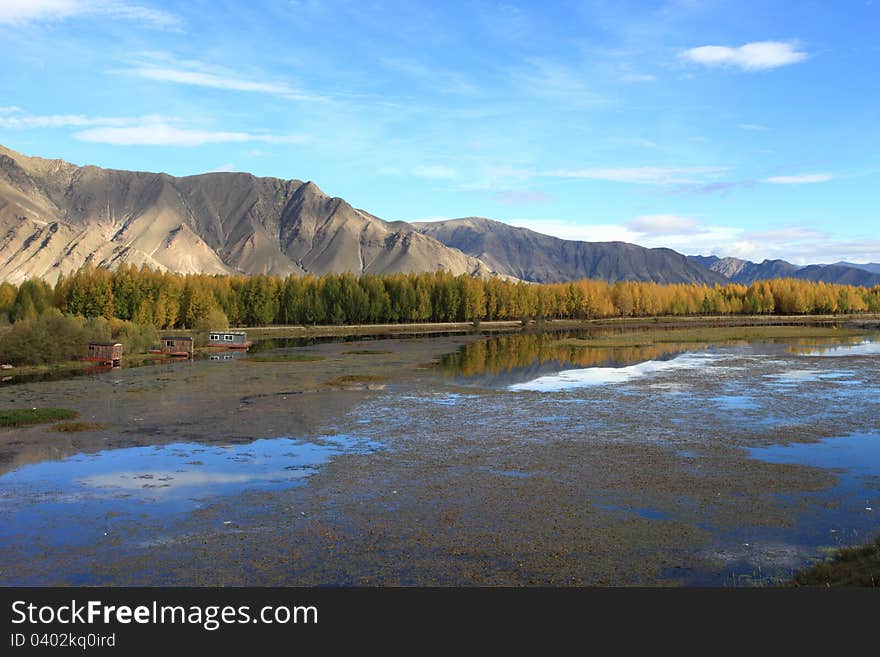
xmin=1 ymin=324 xmax=878 ymax=585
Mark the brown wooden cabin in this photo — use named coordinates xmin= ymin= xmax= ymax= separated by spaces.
xmin=86 ymin=342 xmax=123 ymax=367
xmin=153 ymin=336 xmax=194 ymax=358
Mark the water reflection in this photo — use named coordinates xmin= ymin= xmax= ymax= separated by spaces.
xmin=439 ymin=330 xmax=880 ymax=390
xmin=509 ymin=352 xmax=722 ymax=392
xmin=792 ymin=340 xmax=880 ymax=357
xmin=437 ymin=332 xmax=697 ymax=386
xmin=746 ymin=433 xmax=880 ymax=545
xmin=0 ymin=435 xmax=381 ymax=552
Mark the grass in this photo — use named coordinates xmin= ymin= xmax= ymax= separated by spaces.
xmin=553 ymin=325 xmax=868 ymax=349
xmin=4 ymin=360 xmax=94 ymax=377
xmin=242 ymin=354 xmax=326 ymax=363
xmin=52 ymin=421 xmax=106 ymax=432
xmin=342 ymin=349 xmax=393 ymax=355
xmin=793 ymin=536 xmax=880 ymax=586
xmin=325 ymin=374 xmax=385 ymax=386
xmin=0 ymin=408 xmax=79 ymax=428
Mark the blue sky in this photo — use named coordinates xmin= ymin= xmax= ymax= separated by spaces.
xmin=1 ymin=0 xmax=878 ymax=264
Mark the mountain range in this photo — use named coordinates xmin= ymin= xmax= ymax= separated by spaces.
xmin=1 ymin=144 xmax=877 ymax=288
xmin=688 ymin=255 xmax=880 ymax=287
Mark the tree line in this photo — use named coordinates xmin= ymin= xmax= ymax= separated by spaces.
xmin=2 ymin=264 xmax=880 ymax=328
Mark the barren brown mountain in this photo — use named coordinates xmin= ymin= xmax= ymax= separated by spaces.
xmin=0 ymin=145 xmax=490 ymax=284
xmin=415 ymin=216 xmax=728 ymax=285
xmin=12 ymin=144 xmax=866 ymax=288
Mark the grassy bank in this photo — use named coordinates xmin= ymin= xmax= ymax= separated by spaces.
xmin=0 ymin=408 xmax=79 ymax=427
xmin=552 ymin=324 xmax=870 ymax=349
xmin=794 ymin=537 xmax=880 ymax=586
xmin=1 ymin=353 xmax=167 ymax=378
xmin=226 ymin=314 xmax=880 ymax=341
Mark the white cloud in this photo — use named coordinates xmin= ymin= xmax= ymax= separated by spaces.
xmin=74 ymin=122 xmax=306 ymax=147
xmin=742 ymin=228 xmax=828 ymax=242
xmin=0 ymin=105 xmax=23 ymax=114
xmin=507 ymin=219 xmax=641 ymax=243
xmin=738 ymin=123 xmax=768 ymax=131
xmin=0 ymin=0 xmax=181 ymax=30
xmin=125 ymin=63 xmax=327 ymax=102
xmin=0 ymin=110 xmax=305 ymax=146
xmin=620 ymin=73 xmax=657 ymax=83
xmin=624 ymin=214 xmax=700 ymax=235
xmin=681 ymin=41 xmax=807 ymax=71
xmin=208 ymin=163 xmax=236 ymax=173
xmin=412 ymin=164 xmax=458 ymax=180
xmin=0 ymin=112 xmax=166 ymax=128
xmin=538 ymin=166 xmax=726 ymax=185
xmin=506 ymin=218 xmax=880 ymax=265
xmin=764 ymin=173 xmax=832 ymax=184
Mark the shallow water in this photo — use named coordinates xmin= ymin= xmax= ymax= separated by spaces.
xmin=430 ymin=330 xmax=880 ymax=583
xmin=0 ymin=435 xmax=381 ymax=566
xmin=2 ymin=327 xmax=880 ymax=585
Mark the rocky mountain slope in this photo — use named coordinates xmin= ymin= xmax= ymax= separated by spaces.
xmin=0 ymin=145 xmax=490 ymax=284
xmin=415 ymin=217 xmax=728 ymax=285
xmin=2 ymin=144 xmax=876 ymax=289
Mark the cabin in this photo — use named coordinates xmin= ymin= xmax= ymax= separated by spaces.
xmin=86 ymin=342 xmax=123 ymax=367
xmin=207 ymin=330 xmax=251 ymax=349
xmin=154 ymin=336 xmax=194 ymax=358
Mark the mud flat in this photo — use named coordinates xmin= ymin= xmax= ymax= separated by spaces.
xmin=1 ymin=327 xmax=878 ymax=586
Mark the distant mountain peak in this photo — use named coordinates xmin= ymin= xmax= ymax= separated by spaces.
xmin=687 ymin=254 xmax=880 ymax=287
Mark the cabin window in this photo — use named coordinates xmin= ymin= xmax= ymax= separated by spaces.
xmin=210 ymin=334 xmax=220 ymax=341
xmin=166 ymin=340 xmax=174 ymax=348
xmin=224 ymin=334 xmax=234 ymax=341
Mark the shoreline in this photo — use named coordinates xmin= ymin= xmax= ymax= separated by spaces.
xmin=233 ymin=313 xmax=880 ymax=339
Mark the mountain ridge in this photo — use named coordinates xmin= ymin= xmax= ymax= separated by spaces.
xmin=689 ymin=254 xmax=880 ymax=287
xmin=0 ymin=144 xmax=492 ymax=284
xmin=415 ymin=217 xmax=728 ymax=285
xmin=2 ymin=144 xmax=877 ymax=288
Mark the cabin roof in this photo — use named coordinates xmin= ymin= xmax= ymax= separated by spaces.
xmin=160 ymin=336 xmax=194 ymax=341
xmin=210 ymin=330 xmax=247 ymax=335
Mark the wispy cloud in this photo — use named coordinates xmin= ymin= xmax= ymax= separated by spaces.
xmin=0 ymin=112 xmax=167 ymax=128
xmin=412 ymin=164 xmax=458 ymax=180
xmin=538 ymin=166 xmax=727 ymax=185
xmin=619 ymin=137 xmax=658 ymax=149
xmin=0 ymin=105 xmax=23 ymax=114
xmin=121 ymin=57 xmax=328 ymax=102
xmin=208 ymin=163 xmax=236 ymax=173
xmin=743 ymin=228 xmax=828 ymax=241
xmin=492 ymin=190 xmax=554 ymax=205
xmin=380 ymin=57 xmax=476 ymax=95
xmin=680 ymin=41 xmax=807 ymax=71
xmin=74 ymin=122 xmax=306 ymax=147
xmin=619 ymin=73 xmax=657 ymax=83
xmin=2 ymin=111 xmax=308 ymax=147
xmin=0 ymin=0 xmax=181 ymax=30
xmin=510 ymin=58 xmax=609 ymax=107
xmin=738 ymin=123 xmax=768 ymax=131
xmin=667 ymin=180 xmax=756 ymax=196
xmin=764 ymin=173 xmax=832 ymax=184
